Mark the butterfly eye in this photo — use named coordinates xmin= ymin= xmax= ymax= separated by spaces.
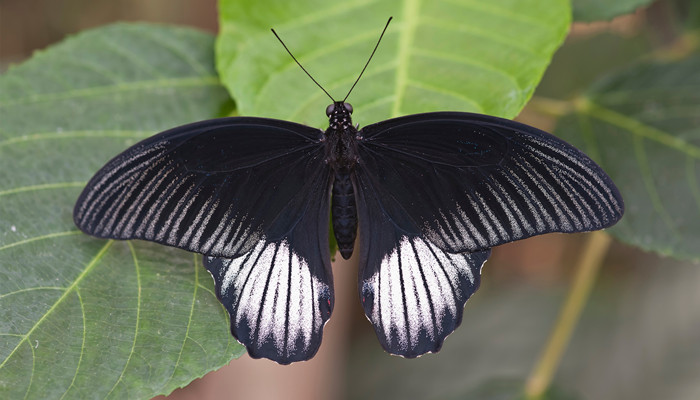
xmin=326 ymin=104 xmax=335 ymax=116
xmin=344 ymin=103 xmax=353 ymax=114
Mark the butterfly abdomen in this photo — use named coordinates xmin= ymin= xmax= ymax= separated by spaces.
xmin=331 ymin=169 xmax=357 ymax=259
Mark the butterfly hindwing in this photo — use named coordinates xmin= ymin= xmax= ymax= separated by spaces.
xmin=204 ymin=167 xmax=334 ymax=364
xmin=354 ymin=172 xmax=490 ymax=357
xmin=357 ymin=112 xmax=624 ymax=254
xmin=73 ymin=117 xmax=326 ymax=258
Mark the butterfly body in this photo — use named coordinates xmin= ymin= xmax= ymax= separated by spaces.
xmin=325 ymin=102 xmax=360 ymax=259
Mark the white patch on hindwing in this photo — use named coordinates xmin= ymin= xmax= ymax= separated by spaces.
xmin=216 ymin=237 xmax=327 ymax=355
xmin=364 ymin=236 xmax=481 ymax=352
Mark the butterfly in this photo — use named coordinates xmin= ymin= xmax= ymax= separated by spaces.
xmin=73 ymin=18 xmax=624 ymax=364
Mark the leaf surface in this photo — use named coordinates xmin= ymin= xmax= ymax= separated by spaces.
xmin=0 ymin=23 xmax=244 ymax=399
xmin=556 ymin=53 xmax=700 ymax=260
xmin=217 ymin=0 xmax=571 ymax=128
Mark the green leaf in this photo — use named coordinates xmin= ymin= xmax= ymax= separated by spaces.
xmin=572 ymin=0 xmax=653 ymax=22
xmin=0 ymin=23 xmax=244 ymax=399
xmin=217 ymin=0 xmax=571 ymax=129
xmin=536 ymin=31 xmax=652 ymax=100
xmin=555 ymin=53 xmax=700 ymax=260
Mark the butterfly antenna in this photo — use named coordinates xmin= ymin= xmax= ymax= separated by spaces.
xmin=343 ymin=17 xmax=393 ymax=102
xmin=271 ymin=28 xmax=336 ymax=102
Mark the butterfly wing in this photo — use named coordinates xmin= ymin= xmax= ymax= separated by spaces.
xmin=203 ymin=165 xmax=333 ymax=364
xmin=74 ymin=117 xmax=334 ymax=364
xmin=354 ymin=111 xmax=623 ymax=357
xmin=357 ymin=112 xmax=624 ymax=254
xmin=354 ymin=171 xmax=490 ymax=357
xmin=74 ymin=117 xmax=326 ymax=258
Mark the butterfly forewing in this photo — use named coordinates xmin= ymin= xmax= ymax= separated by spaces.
xmin=357 ymin=112 xmax=624 ymax=254
xmin=74 ymin=117 xmax=326 ymax=258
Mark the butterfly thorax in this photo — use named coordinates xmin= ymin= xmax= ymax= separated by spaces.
xmin=324 ymin=102 xmax=359 ymax=260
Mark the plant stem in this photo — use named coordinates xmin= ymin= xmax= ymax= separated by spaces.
xmin=523 ymin=231 xmax=613 ymax=398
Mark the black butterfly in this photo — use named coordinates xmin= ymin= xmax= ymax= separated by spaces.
xmin=73 ymin=19 xmax=624 ymax=364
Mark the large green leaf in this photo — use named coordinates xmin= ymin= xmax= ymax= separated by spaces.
xmin=572 ymin=0 xmax=653 ymax=22
xmin=555 ymin=53 xmax=700 ymax=260
xmin=217 ymin=0 xmax=571 ymax=129
xmin=0 ymin=23 xmax=244 ymax=399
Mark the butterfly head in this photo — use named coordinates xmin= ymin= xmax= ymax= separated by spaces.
xmin=326 ymin=101 xmax=354 ymax=130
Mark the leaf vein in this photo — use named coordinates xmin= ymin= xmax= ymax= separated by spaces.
xmin=406 ymin=79 xmax=484 ymax=112
xmin=0 ymin=230 xmax=82 ymax=251
xmin=0 ymin=130 xmax=152 ymax=148
xmin=633 ymin=135 xmax=681 ymax=239
xmin=164 ymin=253 xmax=199 ymax=386
xmin=0 ymin=241 xmax=113 ymax=370
xmin=412 ymin=48 xmax=521 ymax=90
xmin=444 ymin=0 xmax=560 ymax=31
xmin=586 ymin=102 xmax=700 ymax=159
xmin=0 ymin=77 xmax=220 ymax=108
xmin=23 ymin=337 xmax=36 ymax=400
xmin=392 ymin=0 xmax=420 ymax=117
xmin=105 ymin=242 xmax=142 ymax=397
xmin=138 ymin=28 xmax=210 ymax=76
xmin=99 ymin=36 xmax=166 ymax=79
xmin=59 ymin=289 xmax=86 ymax=400
xmin=0 ymin=287 xmax=65 ymax=300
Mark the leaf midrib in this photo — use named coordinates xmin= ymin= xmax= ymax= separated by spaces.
xmin=392 ymin=0 xmax=420 ymax=117
xmin=584 ymin=101 xmax=700 ymax=159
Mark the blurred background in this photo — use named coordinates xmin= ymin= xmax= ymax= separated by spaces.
xmin=2 ymin=0 xmax=699 ymax=399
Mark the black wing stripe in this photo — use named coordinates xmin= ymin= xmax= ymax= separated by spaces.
xmin=522 ymin=156 xmax=582 ymax=230
xmin=254 ymin=243 xmax=281 ymax=345
xmin=145 ymin=173 xmax=196 ymax=238
xmin=131 ymin=164 xmax=184 ymax=236
xmin=555 ymin=168 xmax=602 ymax=227
xmin=362 ymin=235 xmax=488 ymax=357
xmin=77 ymin=144 xmax=160 ymax=219
xmin=485 ymin=178 xmax=526 ymax=238
xmin=208 ymin=236 xmax=331 ymax=364
xmin=82 ymin=145 xmax=171 ymax=228
xmin=473 ymin=190 xmax=508 ymax=241
xmin=490 ymin=177 xmax=536 ymax=235
xmin=521 ymin=137 xmax=618 ymax=217
xmin=163 ymin=176 xmax=209 ymax=243
xmin=409 ymin=239 xmax=439 ymax=342
xmin=212 ymin=212 xmax=251 ymax=255
xmin=120 ymin=164 xmax=178 ymax=236
xmin=99 ymin=165 xmax=177 ymax=236
xmin=513 ymin=157 xmax=573 ymax=229
xmin=430 ymin=138 xmax=617 ymax=251
xmin=114 ymin=157 xmax=178 ymax=235
xmin=181 ymin=195 xmax=218 ymax=249
xmin=500 ymin=166 xmax=551 ymax=231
